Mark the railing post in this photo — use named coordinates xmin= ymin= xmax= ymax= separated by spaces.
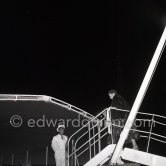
xmin=110 ymin=108 xmax=114 ymax=144
xmin=93 ymin=125 xmax=96 ymax=157
xmin=98 ymin=126 xmax=101 ymax=153
xmin=106 ymin=107 xmax=114 ymax=144
xmin=0 ymin=156 xmax=3 ymax=165
xmin=74 ymin=145 xmax=77 ymax=166
xmin=68 ymin=138 xmax=70 ymax=166
xmin=46 ymin=146 xmax=48 ymax=166
xmin=106 ymin=107 xmax=111 ymax=134
xmin=11 ymin=153 xmax=14 ymax=166
xmin=146 ymin=114 xmax=154 ymax=152
xmin=71 ymin=140 xmax=74 ymax=166
xmin=0 ymin=156 xmax=3 ymax=164
xmin=88 ymin=123 xmax=92 ymax=160
xmin=26 ymin=150 xmax=29 ymax=163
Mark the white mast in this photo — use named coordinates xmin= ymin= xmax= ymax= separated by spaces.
xmin=111 ymin=26 xmax=166 ymax=164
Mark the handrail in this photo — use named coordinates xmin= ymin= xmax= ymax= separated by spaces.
xmin=67 ymin=107 xmax=108 ymax=157
xmin=69 ymin=121 xmax=108 ymax=158
xmin=77 ymin=132 xmax=108 ymax=158
xmin=74 ymin=121 xmax=159 ymax=155
xmin=68 ymin=106 xmax=166 ymax=166
xmin=0 ymin=94 xmax=94 ymax=120
xmin=74 ymin=117 xmax=105 ymax=150
xmin=68 ymin=106 xmax=132 ymax=149
xmin=151 ymin=132 xmax=166 ymax=140
xmin=69 ymin=106 xmax=150 ymax=165
xmin=67 ymin=107 xmax=109 ymax=165
xmin=76 ymin=121 xmax=154 ymax=149
xmin=72 ymin=125 xmax=108 ymax=158
xmin=153 ymin=120 xmax=166 ymax=126
xmin=151 ymin=137 xmax=166 ymax=144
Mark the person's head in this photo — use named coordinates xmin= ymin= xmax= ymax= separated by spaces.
xmin=58 ymin=127 xmax=65 ymax=135
xmin=108 ymin=89 xmax=117 ymax=99
xmin=57 ymin=124 xmax=65 ymax=135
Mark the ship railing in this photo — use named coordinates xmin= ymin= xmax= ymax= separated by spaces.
xmin=68 ymin=106 xmax=166 ymax=166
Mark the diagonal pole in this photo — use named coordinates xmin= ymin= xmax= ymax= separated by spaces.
xmin=111 ymin=26 xmax=166 ymax=164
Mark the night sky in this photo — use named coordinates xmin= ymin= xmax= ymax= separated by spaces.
xmin=0 ymin=1 xmax=166 ymax=113
xmin=0 ymin=0 xmax=166 ymax=163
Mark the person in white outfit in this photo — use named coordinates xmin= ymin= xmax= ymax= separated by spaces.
xmin=51 ymin=123 xmax=68 ymax=166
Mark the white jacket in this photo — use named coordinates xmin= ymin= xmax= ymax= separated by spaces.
xmin=51 ymin=134 xmax=68 ymax=166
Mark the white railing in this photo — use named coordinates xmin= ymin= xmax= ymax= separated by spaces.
xmin=0 ymin=146 xmax=50 ymax=165
xmin=68 ymin=106 xmax=166 ymax=166
xmin=0 ymin=94 xmax=95 ymax=166
xmin=67 ymin=107 xmax=108 ymax=166
xmin=1 ymin=94 xmax=166 ymax=165
xmin=0 ymin=94 xmax=94 ymax=121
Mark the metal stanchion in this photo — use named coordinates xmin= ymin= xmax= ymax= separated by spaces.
xmin=11 ymin=153 xmax=14 ymax=166
xmin=71 ymin=140 xmax=74 ymax=166
xmin=26 ymin=150 xmax=29 ymax=163
xmin=88 ymin=123 xmax=92 ymax=160
xmin=98 ymin=126 xmax=101 ymax=153
xmin=0 ymin=156 xmax=3 ymax=165
xmin=46 ymin=146 xmax=48 ymax=166
xmin=93 ymin=126 xmax=96 ymax=157
xmin=146 ymin=114 xmax=154 ymax=152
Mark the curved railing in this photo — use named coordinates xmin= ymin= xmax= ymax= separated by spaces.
xmin=0 ymin=94 xmax=94 ymax=121
xmin=0 ymin=94 xmax=95 ymax=166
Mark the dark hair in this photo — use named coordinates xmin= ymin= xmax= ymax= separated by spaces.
xmin=108 ymin=89 xmax=117 ymax=95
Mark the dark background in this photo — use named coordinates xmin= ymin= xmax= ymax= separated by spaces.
xmin=0 ymin=0 xmax=166 ymax=164
xmin=0 ymin=0 xmax=166 ymax=114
